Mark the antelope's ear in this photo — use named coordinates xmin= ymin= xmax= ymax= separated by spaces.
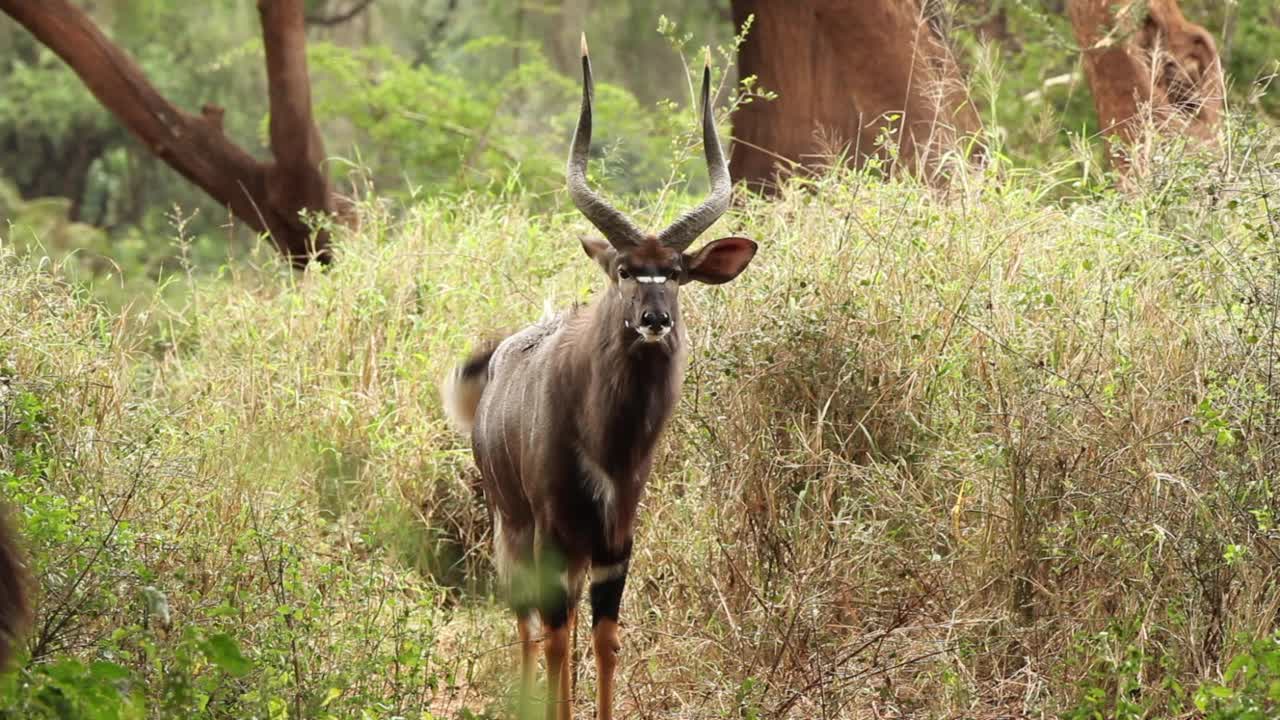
xmin=580 ymin=236 xmax=616 ymax=274
xmin=683 ymin=236 xmax=757 ymax=285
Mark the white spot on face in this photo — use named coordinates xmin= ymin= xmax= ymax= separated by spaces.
xmin=635 ymin=275 xmax=668 ymax=284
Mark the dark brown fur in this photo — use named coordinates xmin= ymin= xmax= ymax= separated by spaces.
xmin=470 ymin=275 xmax=686 ymax=583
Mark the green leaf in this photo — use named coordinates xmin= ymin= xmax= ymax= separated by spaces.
xmin=202 ymin=633 xmax=251 ymax=677
xmin=88 ymin=660 xmax=132 ymax=683
xmin=1225 ymin=653 xmax=1254 ymax=682
xmin=321 ymin=687 xmax=342 ymax=708
xmin=1208 ymin=684 xmax=1235 ymax=699
xmin=210 ymin=602 xmax=239 ymax=617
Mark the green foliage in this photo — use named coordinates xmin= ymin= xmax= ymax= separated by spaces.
xmin=0 ymin=0 xmax=261 ymax=234
xmin=1063 ymin=632 xmax=1280 ymax=720
xmin=2 ymin=2 xmax=1280 ymax=716
xmin=2 ymin=116 xmax=1279 ymax=715
xmin=957 ymin=2 xmax=1103 ymax=171
xmin=0 ymin=1 xmax=738 ymax=303
xmin=3 ymin=0 xmax=1278 ymax=304
xmin=0 ymin=250 xmax=455 ymax=718
xmin=2 ymin=629 xmax=260 ymax=720
xmin=1062 ymin=624 xmax=1192 ymax=719
xmin=1195 ymin=634 xmax=1280 ymax=719
xmin=308 ymin=39 xmax=681 ymax=200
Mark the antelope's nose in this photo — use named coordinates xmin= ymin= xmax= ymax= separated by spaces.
xmin=641 ymin=310 xmax=671 ymax=331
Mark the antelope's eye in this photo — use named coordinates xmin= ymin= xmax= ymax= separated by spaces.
xmin=617 ymin=267 xmax=631 ymax=280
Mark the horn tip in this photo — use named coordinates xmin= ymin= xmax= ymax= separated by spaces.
xmin=581 ymin=32 xmax=589 ymax=57
xmin=704 ymin=46 xmax=711 ymax=68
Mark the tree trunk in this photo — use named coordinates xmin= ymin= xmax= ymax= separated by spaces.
xmin=14 ymin=125 xmax=114 ymax=220
xmin=526 ymin=0 xmax=592 ymax=76
xmin=729 ymin=0 xmax=980 ymax=192
xmin=0 ymin=0 xmax=342 ymax=266
xmin=1068 ymin=0 xmax=1224 ymax=174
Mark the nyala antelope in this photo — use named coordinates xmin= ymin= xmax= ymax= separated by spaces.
xmin=443 ymin=35 xmax=757 ymax=720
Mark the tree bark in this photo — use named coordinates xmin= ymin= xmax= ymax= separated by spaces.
xmin=729 ymin=0 xmax=980 ymax=192
xmin=0 ymin=506 xmax=29 ymax=670
xmin=1068 ymin=0 xmax=1224 ymax=173
xmin=0 ymin=0 xmax=340 ymax=266
xmin=260 ymin=0 xmax=337 ymax=261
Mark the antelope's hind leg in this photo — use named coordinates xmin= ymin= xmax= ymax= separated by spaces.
xmin=495 ymin=517 xmax=541 ymax=711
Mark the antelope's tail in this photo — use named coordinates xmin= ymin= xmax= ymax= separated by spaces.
xmin=441 ymin=339 xmax=501 ymax=435
xmin=0 ymin=506 xmax=30 ymax=668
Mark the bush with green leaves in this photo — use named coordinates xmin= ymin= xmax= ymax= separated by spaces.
xmin=308 ymin=38 xmax=684 ymax=200
xmin=0 ymin=249 xmax=456 ymax=719
xmin=1195 ymin=633 xmax=1280 ymax=719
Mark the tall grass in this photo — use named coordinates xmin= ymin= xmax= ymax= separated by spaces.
xmin=3 ymin=116 xmax=1280 ymax=718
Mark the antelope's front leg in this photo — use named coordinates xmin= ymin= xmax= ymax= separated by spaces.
xmin=589 ymin=555 xmax=629 ymax=720
xmin=516 ymin=611 xmax=539 ymax=709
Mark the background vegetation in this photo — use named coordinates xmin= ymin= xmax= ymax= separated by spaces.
xmin=2 ymin=1 xmax=1280 ymax=718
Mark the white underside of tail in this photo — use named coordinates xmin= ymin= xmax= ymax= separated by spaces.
xmin=441 ymin=364 xmax=487 ymax=435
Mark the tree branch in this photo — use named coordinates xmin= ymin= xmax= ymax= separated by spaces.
xmin=0 ymin=0 xmax=337 ymax=265
xmin=304 ymin=0 xmax=375 ymax=27
xmin=0 ymin=0 xmax=267 ymax=220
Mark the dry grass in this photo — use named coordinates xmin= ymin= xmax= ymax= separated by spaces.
xmin=3 ymin=122 xmax=1280 ymax=718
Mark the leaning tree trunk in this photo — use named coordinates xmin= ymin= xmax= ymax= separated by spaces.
xmin=1068 ymin=0 xmax=1224 ymax=174
xmin=0 ymin=0 xmax=343 ymax=266
xmin=729 ymin=0 xmax=980 ymax=192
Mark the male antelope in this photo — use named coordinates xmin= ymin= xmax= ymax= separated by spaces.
xmin=443 ymin=35 xmax=756 ymax=720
